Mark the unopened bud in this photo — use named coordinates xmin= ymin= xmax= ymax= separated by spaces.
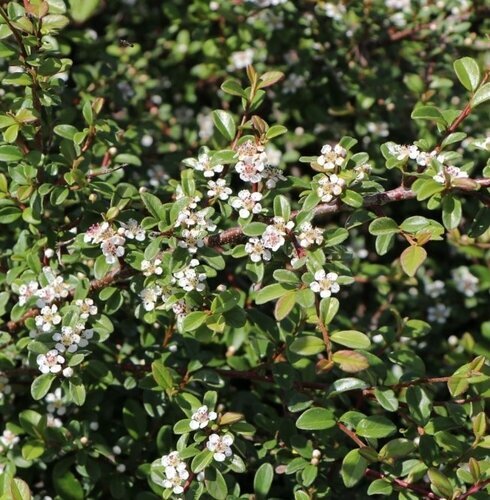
xmin=88 ymin=193 xmax=98 ymax=203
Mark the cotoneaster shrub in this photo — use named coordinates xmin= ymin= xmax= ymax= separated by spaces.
xmin=0 ymin=1 xmax=489 ymax=499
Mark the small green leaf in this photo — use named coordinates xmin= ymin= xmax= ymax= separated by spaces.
xmin=258 ymin=71 xmax=284 ymax=88
xmin=254 ymin=463 xmax=274 ymax=499
xmin=212 ymin=110 xmax=236 ymax=141
xmin=341 ymin=449 xmax=368 ymax=487
xmin=369 ymin=217 xmax=399 ymax=236
xmin=191 ymin=449 xmax=214 ymax=473
xmin=220 ymin=79 xmax=244 ymax=97
xmin=453 ymin=57 xmax=481 ymax=92
xmin=411 ymin=105 xmax=446 ymax=125
xmin=428 ymin=468 xmax=454 ymax=498
xmin=274 ymin=290 xmax=296 ymax=321
xmin=151 ymin=360 xmax=173 ymax=390
xmin=400 ymin=246 xmax=427 ymax=277
xmin=331 ymin=330 xmax=371 ymax=350
xmin=31 ymin=373 xmax=56 ymax=400
xmin=296 ymin=407 xmax=336 ymax=430
xmin=356 ymin=416 xmax=397 ymax=438
xmin=442 ymin=195 xmax=462 ymax=230
xmin=290 ymin=335 xmax=324 ymax=356
xmin=472 ymin=82 xmax=490 ymax=108
xmin=332 ymin=350 xmax=369 ymax=373
xmin=266 ymin=124 xmax=287 ymax=139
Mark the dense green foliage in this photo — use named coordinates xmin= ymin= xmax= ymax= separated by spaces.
xmin=0 ymin=1 xmax=489 ymax=499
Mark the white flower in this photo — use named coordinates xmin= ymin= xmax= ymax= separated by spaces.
xmin=173 ymin=260 xmax=206 ymax=292
xmin=75 ymin=298 xmax=98 ymax=319
xmin=452 ymin=266 xmax=479 ymax=297
xmin=141 ymin=258 xmax=163 ymax=277
xmin=283 ymin=73 xmax=306 ymax=94
xmin=206 ymin=433 xmax=234 ymax=462
xmin=178 ymin=228 xmax=206 ymax=254
xmin=367 ymin=121 xmax=389 ymax=137
xmin=271 ymin=216 xmax=294 ymax=235
xmin=100 ymin=234 xmax=126 ymax=264
xmin=230 ymin=48 xmax=254 ymax=70
xmin=140 ymin=285 xmax=163 ymax=311
xmin=62 ymin=366 xmax=74 ymax=378
xmin=0 ymin=429 xmax=19 ymax=449
xmin=317 ymin=174 xmax=345 ymax=202
xmin=315 ymin=143 xmax=346 ymax=171
xmin=262 ymin=226 xmax=285 ymax=252
xmin=298 ymin=222 xmax=324 ymax=248
xmin=190 ymin=405 xmax=218 ymax=430
xmin=310 ymin=270 xmax=340 ymax=298
xmin=85 ymin=222 xmax=126 ymax=264
xmin=231 ymin=190 xmax=263 ymax=219
xmin=46 ymin=414 xmax=63 ymax=428
xmin=424 ymin=280 xmax=445 ymax=298
xmin=245 ymin=237 xmax=272 ymax=262
xmin=428 ymin=304 xmax=451 ymax=324
xmin=46 ymin=388 xmax=66 ymax=416
xmin=197 ymin=112 xmax=214 ymax=141
xmin=207 ymin=179 xmax=232 ymax=200
xmin=160 ymin=451 xmax=189 ymax=495
xmin=37 ymin=349 xmax=65 ymax=374
xmin=262 ymin=165 xmax=286 ymax=189
xmin=433 ymin=165 xmax=469 ymax=184
xmin=235 ymin=157 xmax=266 ymax=184
xmin=53 ymin=326 xmax=82 ymax=353
xmin=387 ymin=143 xmax=419 ymax=161
xmin=18 ymin=280 xmax=39 ymax=306
xmin=353 ymin=163 xmax=371 ymax=182
xmin=35 ymin=304 xmax=62 ymax=333
xmin=120 ymin=218 xmax=146 ymax=241
xmin=324 ymin=2 xmax=346 ymax=20
xmin=195 ymin=153 xmax=224 ymax=178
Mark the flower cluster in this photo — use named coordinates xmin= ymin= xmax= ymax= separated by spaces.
xmin=84 ymin=221 xmax=126 ymax=264
xmin=235 ymin=140 xmax=268 ymax=183
xmin=160 ymin=451 xmax=189 ymax=495
xmin=245 ymin=216 xmax=294 ymax=262
xmin=18 ymin=267 xmax=72 ymax=308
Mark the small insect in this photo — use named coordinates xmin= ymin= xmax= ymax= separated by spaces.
xmin=119 ymin=39 xmax=134 ymax=48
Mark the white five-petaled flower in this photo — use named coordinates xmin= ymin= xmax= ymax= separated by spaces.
xmin=353 ymin=163 xmax=371 ymax=182
xmin=52 ymin=326 xmax=86 ymax=353
xmin=387 ymin=143 xmax=420 ymax=162
xmin=190 ymin=405 xmax=218 ymax=430
xmin=119 ymin=218 xmax=146 ymax=241
xmin=230 ymin=48 xmax=254 ymax=70
xmin=261 ymin=226 xmax=286 ymax=252
xmin=178 ymin=228 xmax=205 ymax=254
xmin=0 ymin=429 xmax=19 ymax=449
xmin=207 ymin=179 xmax=232 ymax=200
xmin=173 ymin=259 xmax=206 ymax=292
xmin=315 ymin=143 xmax=346 ymax=171
xmin=18 ymin=280 xmax=39 ymax=306
xmin=75 ymin=298 xmax=98 ymax=319
xmin=298 ymin=222 xmax=324 ymax=248
xmin=310 ymin=270 xmax=340 ymax=298
xmin=245 ymin=237 xmax=272 ymax=262
xmin=84 ymin=221 xmax=126 ymax=264
xmin=424 ymin=280 xmax=445 ymax=299
xmin=317 ymin=174 xmax=345 ymax=203
xmin=195 ymin=153 xmax=224 ymax=178
xmin=206 ymin=433 xmax=234 ymax=462
xmin=160 ymin=451 xmax=189 ymax=495
xmin=35 ymin=304 xmax=62 ymax=332
xmin=427 ymin=304 xmax=451 ymax=324
xmin=452 ymin=266 xmax=479 ymax=297
xmin=231 ymin=190 xmax=263 ymax=219
xmin=139 ymin=285 xmax=163 ymax=311
xmin=37 ymin=349 xmax=65 ymax=374
xmin=141 ymin=258 xmax=163 ymax=277
xmin=433 ymin=165 xmax=469 ymax=184
xmin=46 ymin=388 xmax=67 ymax=416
